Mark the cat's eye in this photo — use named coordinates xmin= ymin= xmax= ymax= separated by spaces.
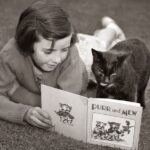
xmin=97 ymin=71 xmax=104 ymax=77
xmin=111 ymin=73 xmax=117 ymax=77
xmin=110 ymin=73 xmax=117 ymax=80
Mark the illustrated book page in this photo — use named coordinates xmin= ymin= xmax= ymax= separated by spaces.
xmin=87 ymin=98 xmax=143 ymax=150
xmin=41 ymin=84 xmax=88 ymax=142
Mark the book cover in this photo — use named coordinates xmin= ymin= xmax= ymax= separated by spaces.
xmin=41 ymin=84 xmax=88 ymax=142
xmin=41 ymin=84 xmax=142 ymax=150
xmin=87 ymin=98 xmax=142 ymax=150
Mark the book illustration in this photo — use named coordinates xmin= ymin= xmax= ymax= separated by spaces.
xmin=92 ymin=120 xmax=133 ymax=141
xmin=55 ymin=103 xmax=75 ymax=126
xmin=91 ymin=113 xmax=135 ymax=147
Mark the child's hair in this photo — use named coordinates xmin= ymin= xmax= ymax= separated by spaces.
xmin=15 ymin=1 xmax=77 ymax=55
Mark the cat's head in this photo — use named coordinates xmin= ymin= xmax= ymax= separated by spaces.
xmin=91 ymin=48 xmax=130 ymax=89
xmin=96 ymin=121 xmax=107 ymax=128
xmin=108 ymin=122 xmax=121 ymax=130
xmin=59 ymin=103 xmax=72 ymax=113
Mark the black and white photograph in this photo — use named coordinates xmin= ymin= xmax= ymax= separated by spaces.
xmin=0 ymin=0 xmax=149 ymax=149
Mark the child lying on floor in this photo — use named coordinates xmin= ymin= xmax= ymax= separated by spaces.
xmin=0 ymin=1 xmax=125 ymax=128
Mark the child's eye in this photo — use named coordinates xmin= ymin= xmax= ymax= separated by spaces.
xmin=44 ymin=49 xmax=53 ymax=54
xmin=44 ymin=51 xmax=51 ymax=54
xmin=62 ymin=47 xmax=69 ymax=52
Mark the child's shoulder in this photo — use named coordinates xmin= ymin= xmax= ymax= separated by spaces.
xmin=0 ymin=38 xmax=23 ymax=62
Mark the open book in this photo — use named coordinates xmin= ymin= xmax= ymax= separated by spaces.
xmin=41 ymin=84 xmax=143 ymax=150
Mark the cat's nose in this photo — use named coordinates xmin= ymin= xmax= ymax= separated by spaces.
xmin=104 ymin=77 xmax=109 ymax=83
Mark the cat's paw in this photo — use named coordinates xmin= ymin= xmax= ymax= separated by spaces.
xmin=105 ymin=84 xmax=116 ymax=95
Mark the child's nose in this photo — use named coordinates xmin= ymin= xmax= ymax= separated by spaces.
xmin=54 ymin=51 xmax=61 ymax=64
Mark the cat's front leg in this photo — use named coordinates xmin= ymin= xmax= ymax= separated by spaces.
xmin=124 ymin=92 xmax=136 ymax=102
xmin=96 ymin=86 xmax=108 ymax=98
xmin=105 ymin=84 xmax=116 ymax=95
xmin=137 ymin=90 xmax=145 ymax=108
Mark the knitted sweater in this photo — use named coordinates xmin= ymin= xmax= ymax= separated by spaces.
xmin=0 ymin=38 xmax=88 ymax=124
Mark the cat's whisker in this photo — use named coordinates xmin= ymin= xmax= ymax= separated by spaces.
xmin=107 ymin=84 xmax=115 ymax=88
xmin=100 ymin=83 xmax=108 ymax=87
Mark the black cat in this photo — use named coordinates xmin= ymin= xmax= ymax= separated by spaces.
xmin=91 ymin=39 xmax=150 ymax=108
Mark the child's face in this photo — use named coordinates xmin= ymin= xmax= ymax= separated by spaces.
xmin=32 ymin=34 xmax=72 ymax=71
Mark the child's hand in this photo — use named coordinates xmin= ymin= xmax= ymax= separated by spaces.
xmin=24 ymin=107 xmax=53 ymax=129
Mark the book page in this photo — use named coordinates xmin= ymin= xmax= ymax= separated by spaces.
xmin=41 ymin=84 xmax=88 ymax=142
xmin=87 ymin=98 xmax=142 ymax=150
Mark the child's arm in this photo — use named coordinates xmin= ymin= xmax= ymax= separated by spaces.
xmin=0 ymin=57 xmax=41 ymax=106
xmin=0 ymin=58 xmax=50 ymax=126
xmin=0 ymin=93 xmax=52 ymax=128
xmin=0 ymin=94 xmax=30 ymax=123
xmin=0 ymin=79 xmax=51 ymax=127
xmin=10 ymin=85 xmax=41 ymax=106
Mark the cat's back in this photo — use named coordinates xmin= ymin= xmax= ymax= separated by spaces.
xmin=112 ymin=38 xmax=150 ymax=73
xmin=112 ymin=38 xmax=150 ymax=61
xmin=112 ymin=39 xmax=149 ymax=54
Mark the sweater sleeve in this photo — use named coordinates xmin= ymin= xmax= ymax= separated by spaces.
xmin=0 ymin=94 xmax=30 ymax=124
xmin=0 ymin=57 xmax=38 ymax=124
xmin=10 ymin=86 xmax=41 ymax=107
xmin=57 ymin=46 xmax=88 ymax=94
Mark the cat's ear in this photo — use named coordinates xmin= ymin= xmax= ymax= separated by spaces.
xmin=91 ymin=48 xmax=103 ymax=61
xmin=117 ymin=52 xmax=131 ymax=66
